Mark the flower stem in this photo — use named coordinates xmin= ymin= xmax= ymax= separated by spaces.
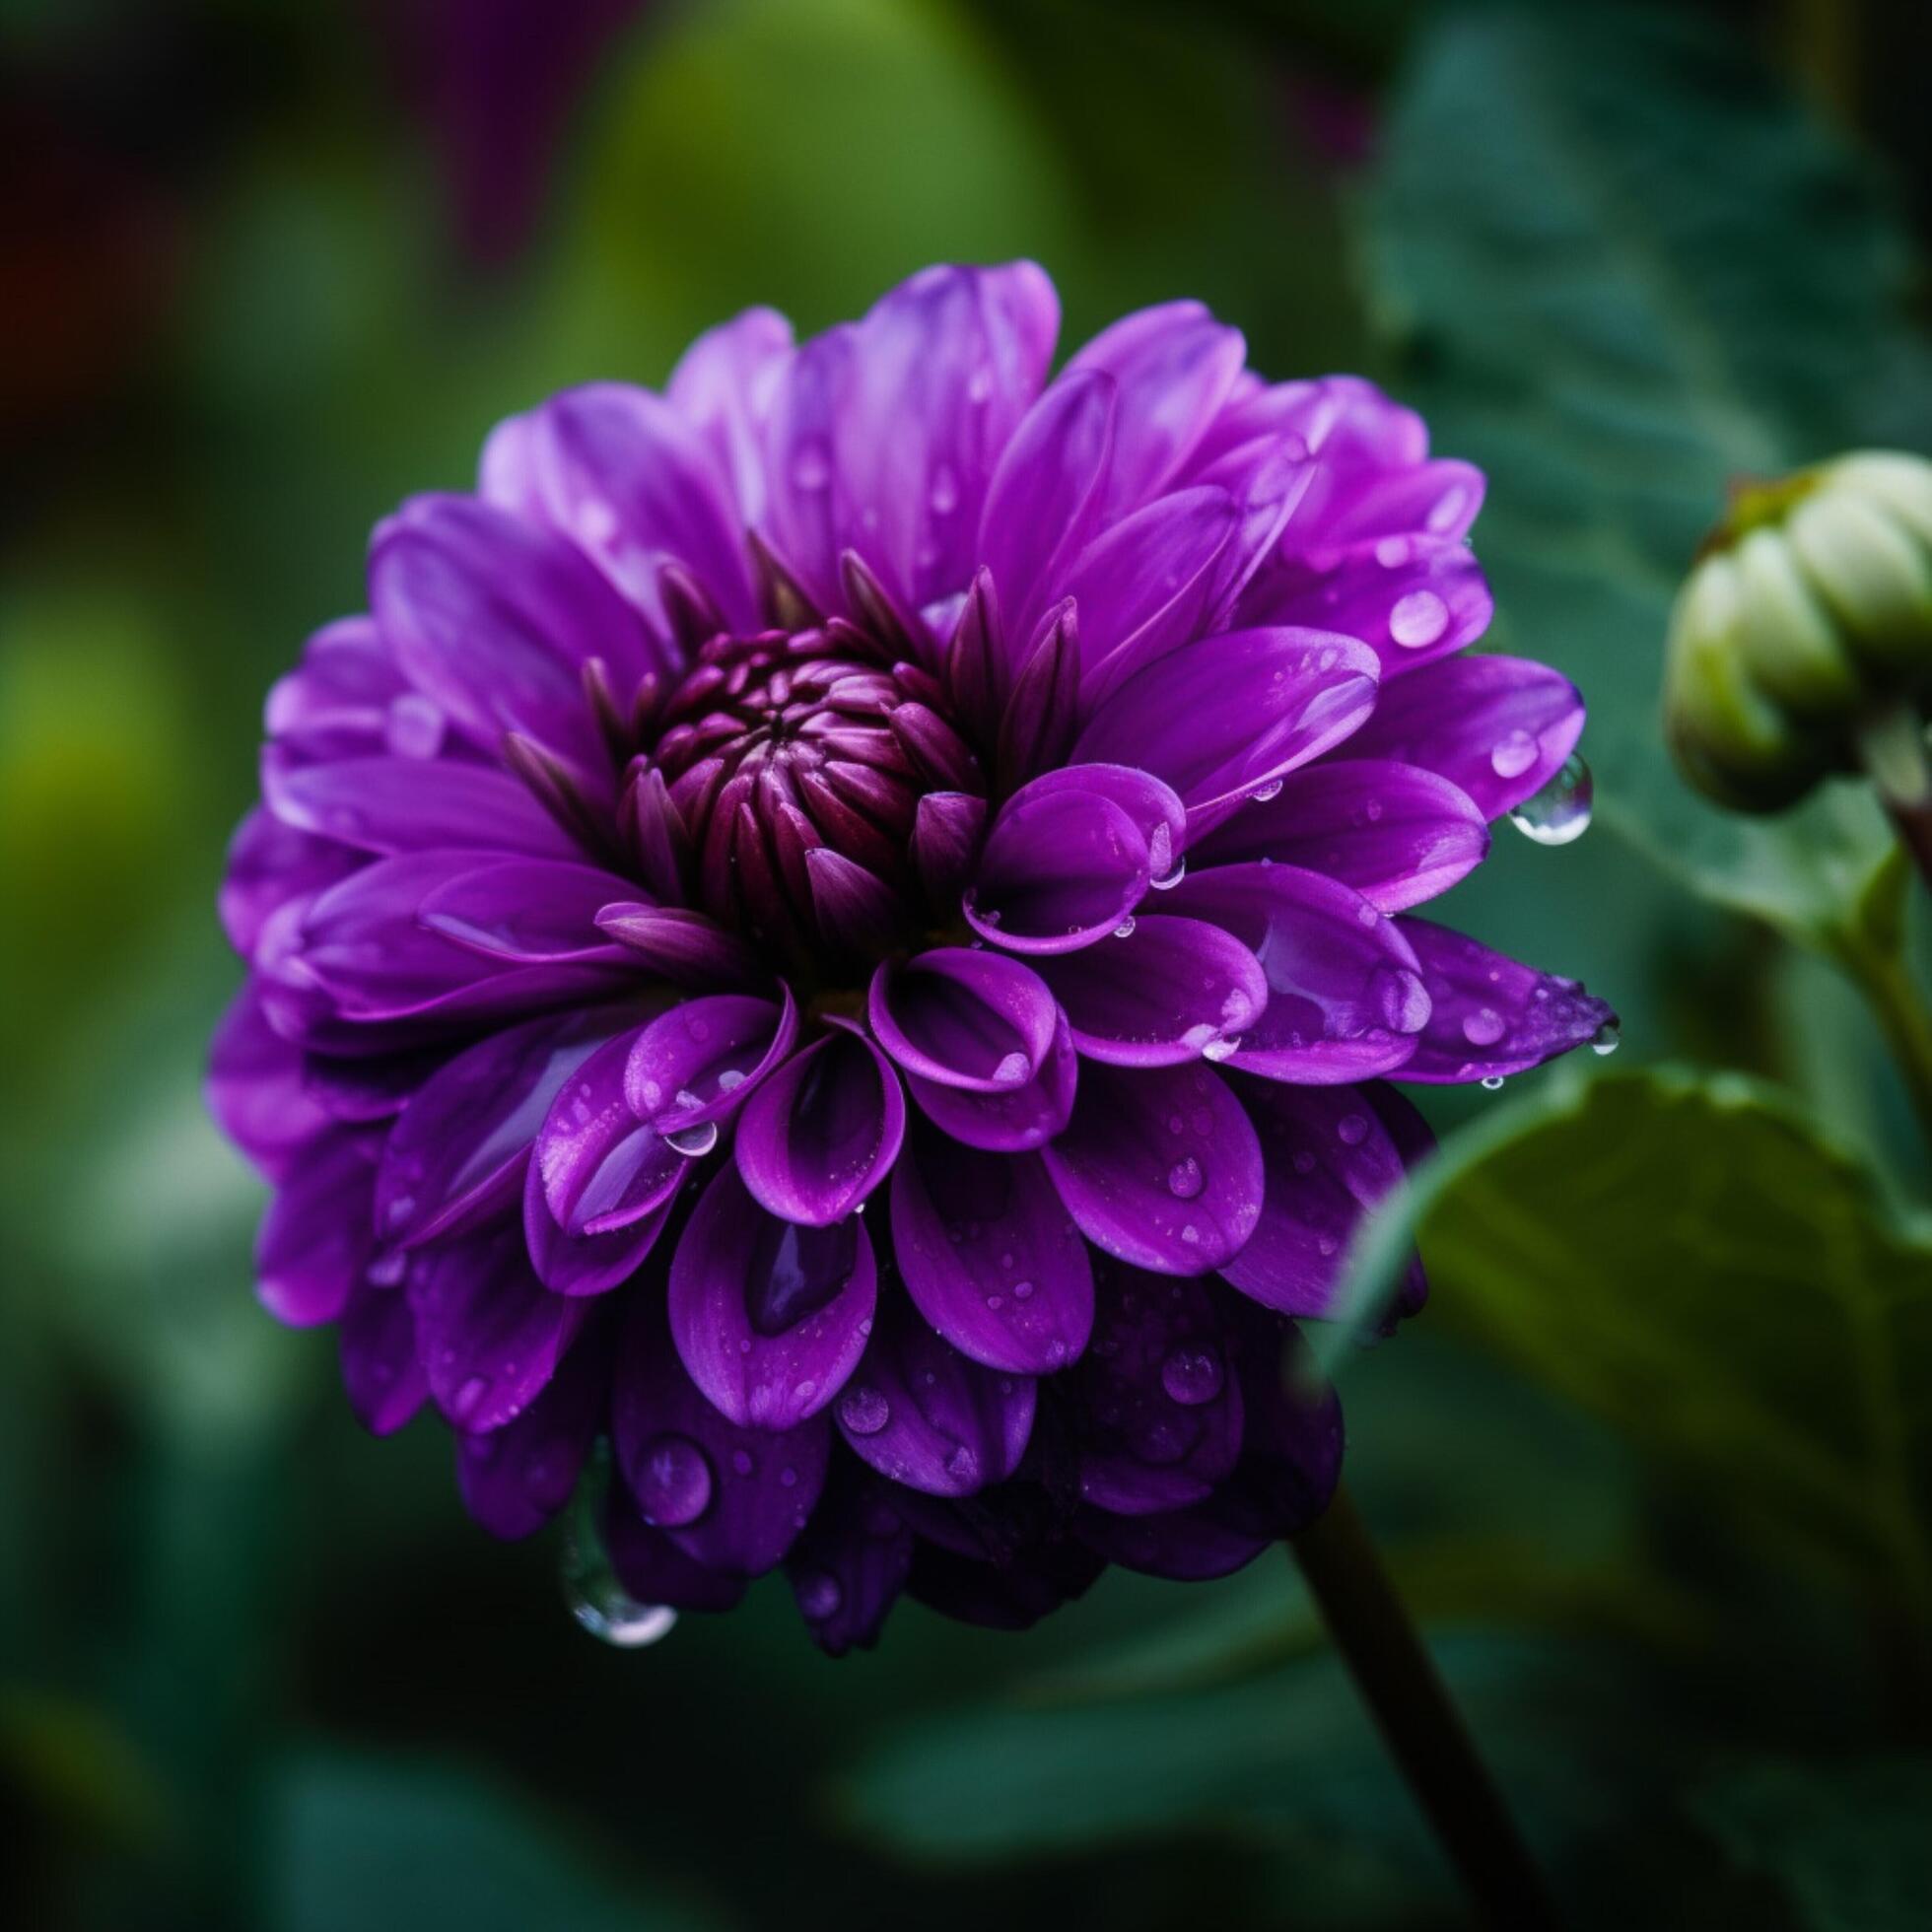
xmin=1856 ymin=706 xmax=1932 ymax=894
xmin=1290 ymin=1487 xmax=1562 ymax=1930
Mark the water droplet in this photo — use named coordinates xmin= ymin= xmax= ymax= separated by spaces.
xmin=561 ymin=1512 xmax=677 ymax=1649
xmin=635 ymin=1433 xmax=713 ymax=1527
xmin=716 ymin=1068 xmax=746 ymax=1092
xmin=1389 ymin=588 xmax=1449 ymax=650
xmin=992 ymin=1051 xmax=1031 ymax=1086
xmin=1012 ymin=1278 xmax=1035 ymax=1301
xmin=1201 ymin=1035 xmax=1240 ymax=1063
xmin=1591 ymin=1018 xmax=1622 ymax=1057
xmin=839 ymin=1386 xmax=890 ymax=1436
xmin=1150 ymin=855 xmax=1187 ymax=891
xmin=1114 ymin=916 xmax=1137 ymax=939
xmin=930 ymin=463 xmax=960 ymax=515
xmin=795 ymin=1569 xmax=844 ymax=1620
xmin=1427 ymin=482 xmax=1471 ymax=532
xmin=1489 ymin=729 xmax=1539 ymax=781
xmin=1370 ymin=964 xmax=1433 ymax=1036
xmin=944 ymin=1444 xmax=979 ymax=1484
xmin=1160 ymin=1345 xmax=1224 ymax=1406
xmin=1462 ymin=1006 xmax=1506 ymax=1047
xmin=1337 ymin=1113 xmax=1368 ymax=1145
xmin=664 ymin=1119 xmax=721 ymax=1158
xmin=1507 ymin=753 xmax=1593 ymax=846
xmin=1166 ymin=1156 xmax=1205 ymax=1200
xmin=791 ymin=442 xmax=832 ymax=491
xmin=1250 ymin=778 xmax=1284 ymax=802
xmin=1480 ymin=1073 xmax=1506 ymax=1092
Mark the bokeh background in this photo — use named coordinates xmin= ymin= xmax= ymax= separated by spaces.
xmin=5 ymin=1 xmax=1931 ymax=1926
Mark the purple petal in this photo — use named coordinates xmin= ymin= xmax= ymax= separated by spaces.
xmin=966 ymin=784 xmax=1149 ymax=953
xmin=339 ymin=1277 xmax=426 ymax=1436
xmin=1067 ymin=1266 xmax=1244 ymax=1513
xmin=733 ymin=1027 xmax=905 ymax=1226
xmin=522 ymin=1154 xmax=679 ymax=1298
xmin=261 ymin=749 xmax=576 ymax=859
xmin=1190 ymin=758 xmax=1489 ymax=911
xmin=1066 ymin=302 xmax=1247 ymax=516
xmin=762 ymin=262 xmax=1060 ymax=611
xmin=612 ymin=1290 xmax=830 ymax=1577
xmin=622 ymin=990 xmax=795 ymax=1134
xmin=1220 ymin=1079 xmax=1408 ymax=1316
xmin=1009 ymin=763 xmax=1187 ymax=883
xmin=667 ymin=1163 xmax=876 ymax=1430
xmin=208 ymin=983 xmax=333 ymax=1182
xmin=406 ymin=1220 xmax=586 ymax=1431
xmin=1344 ymin=654 xmax=1585 ymax=820
xmin=910 ymin=791 xmax=988 ymax=909
xmin=994 ymin=601 xmax=1079 ymax=789
xmin=263 ymin=615 xmax=408 ymax=751
xmin=532 ymin=1029 xmax=686 ymax=1240
xmin=665 ymin=305 xmax=794 ymax=526
xmin=593 ymin=903 xmax=763 ymax=989
xmin=1071 ymin=627 xmax=1379 ymax=825
xmin=1041 ymin=1061 xmax=1263 ymax=1276
xmin=1034 ymin=916 xmax=1267 ymax=1067
xmin=803 ymin=848 xmax=902 ymax=963
xmin=868 ymin=948 xmax=1057 ymax=1091
xmin=417 ymin=858 xmax=642 ymax=965
xmin=601 ymin=1492 xmax=749 ymax=1615
xmin=834 ymin=1293 xmax=1034 ymax=1496
xmin=375 ymin=1005 xmax=631 ymax=1249
xmin=255 ymin=1127 xmax=380 ymax=1326
xmin=454 ymin=1326 xmax=608 ymax=1539
xmin=888 ymin=1117 xmax=1092 ymax=1376
xmin=219 ymin=806 xmax=359 ymax=961
xmin=1393 ymin=920 xmax=1615 ymax=1083
xmin=368 ymin=493 xmax=648 ymax=774
xmin=976 ymin=369 xmax=1118 ymax=644
xmin=1161 ymin=862 xmax=1429 ymax=1083
xmin=901 ymin=1008 xmax=1078 ymax=1153
xmin=786 ymin=1465 xmax=914 ymax=1656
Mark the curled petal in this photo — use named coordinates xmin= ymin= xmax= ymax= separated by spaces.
xmin=735 ymin=1027 xmax=905 ymax=1225
xmin=417 ymin=858 xmax=642 ymax=965
xmin=1065 ymin=1267 xmax=1244 ymax=1514
xmin=889 ymin=1115 xmax=1093 ymax=1373
xmin=1035 ymin=916 xmax=1266 ymax=1067
xmin=455 ymin=1328 xmax=608 ymax=1539
xmin=1393 ymin=920 xmax=1615 ymax=1083
xmin=406 ymin=1220 xmax=586 ymax=1431
xmin=902 ymin=1008 xmax=1078 ymax=1153
xmin=1190 ymin=759 xmax=1488 ymax=912
xmin=1345 ymin=654 xmax=1584 ymax=821
xmin=593 ymin=903 xmax=764 ymax=990
xmin=623 ymin=990 xmax=796 ymax=1133
xmin=966 ymin=785 xmax=1149 ymax=953
xmin=522 ymin=1155 xmax=679 ymax=1298
xmin=534 ymin=1030 xmax=686 ymax=1240
xmin=262 ymin=749 xmax=575 ymax=859
xmin=1221 ymin=1080 xmax=1408 ymax=1316
xmin=1071 ymin=627 xmax=1379 ymax=825
xmin=910 ymin=791 xmax=988 ymax=909
xmin=1162 ymin=862 xmax=1428 ymax=1084
xmin=868 ymin=948 xmax=1057 ymax=1091
xmin=1042 ymin=1061 xmax=1263 ymax=1276
xmin=667 ymin=1163 xmax=877 ymax=1429
xmin=613 ymin=1290 xmax=830 ymax=1575
xmin=1010 ymin=763 xmax=1187 ymax=883
xmin=834 ymin=1294 xmax=1035 ymax=1496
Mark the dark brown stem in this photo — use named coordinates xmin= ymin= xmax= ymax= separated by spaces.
xmin=1290 ymin=1487 xmax=1562 ymax=1930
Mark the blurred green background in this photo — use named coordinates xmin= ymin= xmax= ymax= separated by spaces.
xmin=4 ymin=0 xmax=1932 ymax=1925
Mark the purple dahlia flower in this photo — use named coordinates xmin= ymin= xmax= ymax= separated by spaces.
xmin=209 ymin=263 xmax=1611 ymax=1651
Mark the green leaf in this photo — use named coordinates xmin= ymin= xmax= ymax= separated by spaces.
xmin=268 ymin=1751 xmax=721 ymax=1932
xmin=1341 ymin=1067 xmax=1932 ymax=1618
xmin=1365 ymin=9 xmax=1927 ymax=946
xmin=1690 ymin=1754 xmax=1932 ymax=1932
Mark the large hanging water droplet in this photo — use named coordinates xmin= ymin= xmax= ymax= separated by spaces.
xmin=560 ymin=1470 xmax=678 ymax=1649
xmin=1590 ymin=1018 xmax=1622 ymax=1057
xmin=664 ymin=1118 xmax=721 ymax=1158
xmin=1507 ymin=753 xmax=1594 ymax=847
xmin=1480 ymin=1073 xmax=1506 ymax=1092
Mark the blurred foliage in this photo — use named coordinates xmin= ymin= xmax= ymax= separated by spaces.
xmin=3 ymin=0 xmax=1932 ymax=1927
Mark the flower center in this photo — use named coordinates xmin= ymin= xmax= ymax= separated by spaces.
xmin=641 ymin=620 xmax=979 ymax=969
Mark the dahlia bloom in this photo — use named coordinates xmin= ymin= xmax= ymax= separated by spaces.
xmin=209 ymin=263 xmax=1611 ymax=1650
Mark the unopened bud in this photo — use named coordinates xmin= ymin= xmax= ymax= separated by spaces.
xmin=1663 ymin=452 xmax=1932 ymax=811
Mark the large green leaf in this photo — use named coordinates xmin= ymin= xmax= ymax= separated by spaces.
xmin=1365 ymin=8 xmax=1927 ymax=945
xmin=1342 ymin=1067 xmax=1932 ymax=1618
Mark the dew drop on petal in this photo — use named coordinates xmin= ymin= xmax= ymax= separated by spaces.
xmin=1388 ymin=588 xmax=1449 ymax=650
xmin=1462 ymin=1006 xmax=1506 ymax=1047
xmin=1508 ymin=753 xmax=1594 ymax=846
xmin=992 ymin=1051 xmax=1032 ymax=1086
xmin=1591 ymin=1018 xmax=1622 ymax=1057
xmin=1250 ymin=778 xmax=1283 ymax=802
xmin=839 ymin=1386 xmax=890 ymax=1436
xmin=1489 ymin=729 xmax=1539 ymax=781
xmin=1160 ymin=1345 xmax=1224 ymax=1406
xmin=795 ymin=1570 xmax=843 ymax=1620
xmin=664 ymin=1119 xmax=721 ymax=1158
xmin=1150 ymin=855 xmax=1186 ymax=891
xmin=1114 ymin=916 xmax=1137 ymax=938
xmin=635 ymin=1433 xmax=714 ymax=1528
xmin=1337 ymin=1113 xmax=1368 ymax=1146
xmin=1370 ymin=964 xmax=1432 ymax=1036
xmin=1166 ymin=1156 xmax=1205 ymax=1200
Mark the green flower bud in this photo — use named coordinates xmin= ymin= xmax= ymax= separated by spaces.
xmin=1663 ymin=451 xmax=1932 ymax=811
